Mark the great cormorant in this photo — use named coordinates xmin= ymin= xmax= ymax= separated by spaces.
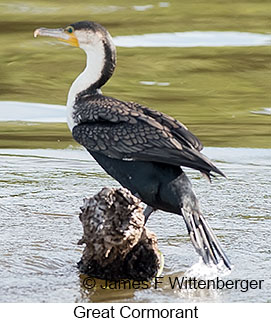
xmin=34 ymin=21 xmax=231 ymax=269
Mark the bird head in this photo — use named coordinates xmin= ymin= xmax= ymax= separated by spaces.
xmin=34 ymin=21 xmax=114 ymax=51
xmin=34 ymin=21 xmax=116 ymax=91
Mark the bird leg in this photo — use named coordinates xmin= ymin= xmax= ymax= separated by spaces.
xmin=143 ymin=205 xmax=155 ymax=224
xmin=133 ymin=193 xmax=155 ymax=224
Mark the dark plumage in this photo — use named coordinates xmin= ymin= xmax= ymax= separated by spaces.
xmin=72 ymin=92 xmax=230 ymax=268
xmin=34 ymin=20 xmax=231 ymax=269
xmin=72 ymin=93 xmax=224 ymax=179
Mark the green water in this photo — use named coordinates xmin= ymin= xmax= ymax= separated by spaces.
xmin=0 ymin=0 xmax=270 ymax=148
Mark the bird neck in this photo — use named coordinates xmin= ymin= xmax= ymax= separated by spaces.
xmin=67 ymin=37 xmax=116 ymax=130
xmin=67 ymin=43 xmax=105 ymax=104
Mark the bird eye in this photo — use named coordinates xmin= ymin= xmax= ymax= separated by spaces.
xmin=65 ymin=26 xmax=74 ymax=34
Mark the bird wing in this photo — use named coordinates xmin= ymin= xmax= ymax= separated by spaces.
xmin=73 ymin=94 xmax=203 ymax=152
xmin=128 ymin=102 xmax=203 ymax=151
xmin=72 ymin=95 xmax=224 ymax=178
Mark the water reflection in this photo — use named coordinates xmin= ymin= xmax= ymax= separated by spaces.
xmin=114 ymin=31 xmax=271 ymax=48
xmin=251 ymin=107 xmax=271 ymax=116
xmin=79 ymin=274 xmax=140 ymax=302
xmin=0 ymin=101 xmax=65 ymax=122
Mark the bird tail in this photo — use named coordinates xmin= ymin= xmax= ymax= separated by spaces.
xmin=181 ymin=207 xmax=231 ymax=270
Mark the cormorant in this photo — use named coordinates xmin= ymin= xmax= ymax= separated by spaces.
xmin=34 ymin=21 xmax=231 ymax=269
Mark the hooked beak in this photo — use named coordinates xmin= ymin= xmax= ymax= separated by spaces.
xmin=34 ymin=27 xmax=79 ymax=47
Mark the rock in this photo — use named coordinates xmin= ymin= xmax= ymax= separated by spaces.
xmin=77 ymin=187 xmax=160 ymax=281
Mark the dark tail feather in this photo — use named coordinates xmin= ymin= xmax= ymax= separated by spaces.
xmin=181 ymin=208 xmax=231 ymax=270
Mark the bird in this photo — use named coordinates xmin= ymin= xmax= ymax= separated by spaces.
xmin=34 ymin=20 xmax=231 ymax=270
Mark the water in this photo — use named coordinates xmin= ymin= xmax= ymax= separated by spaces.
xmin=114 ymin=31 xmax=271 ymax=48
xmin=1 ymin=1 xmax=271 ymax=148
xmin=0 ymin=147 xmax=270 ymax=302
xmin=0 ymin=0 xmax=270 ymax=303
xmin=0 ymin=101 xmax=65 ymax=122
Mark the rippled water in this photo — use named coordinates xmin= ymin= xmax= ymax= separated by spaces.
xmin=0 ymin=148 xmax=270 ymax=302
xmin=0 ymin=0 xmax=271 ymax=303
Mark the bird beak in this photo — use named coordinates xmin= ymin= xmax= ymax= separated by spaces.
xmin=34 ymin=27 xmax=79 ymax=47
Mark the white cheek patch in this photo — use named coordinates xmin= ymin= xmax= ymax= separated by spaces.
xmin=75 ymin=30 xmax=100 ymax=46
